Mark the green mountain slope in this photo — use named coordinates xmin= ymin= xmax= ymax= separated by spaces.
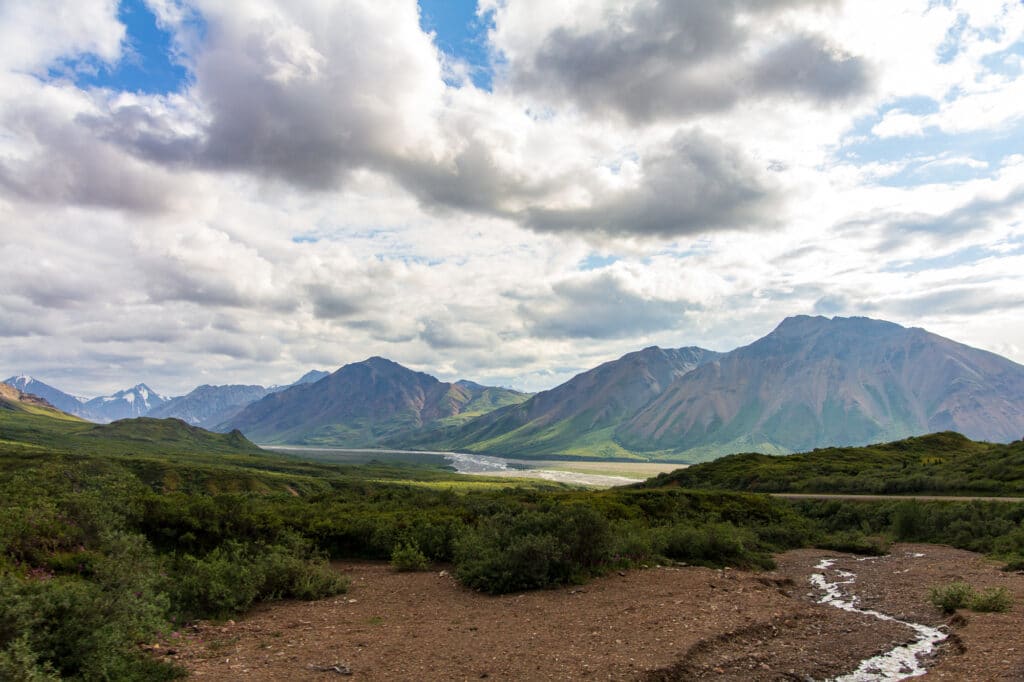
xmin=640 ymin=431 xmax=1024 ymax=496
xmin=422 ymin=346 xmax=717 ymax=458
xmin=222 ymin=357 xmax=529 ymax=446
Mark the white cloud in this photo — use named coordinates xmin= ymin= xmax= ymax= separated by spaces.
xmin=1 ymin=0 xmax=1023 ymax=397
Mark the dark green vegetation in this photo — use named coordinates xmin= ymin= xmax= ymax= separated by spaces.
xmin=5 ymin=388 xmax=1024 ymax=678
xmin=643 ymin=432 xmax=1024 ymax=496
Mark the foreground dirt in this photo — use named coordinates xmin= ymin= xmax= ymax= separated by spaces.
xmin=166 ymin=544 xmax=1024 ymax=680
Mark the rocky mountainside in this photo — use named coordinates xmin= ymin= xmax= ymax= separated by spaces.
xmin=433 ymin=346 xmax=718 ymax=457
xmin=221 ymin=357 xmax=529 ymax=446
xmin=0 ymin=382 xmax=61 ymax=412
xmin=2 ymin=375 xmax=85 ymax=415
xmin=147 ymin=384 xmax=274 ymax=430
xmin=617 ymin=315 xmax=1024 ymax=459
xmin=80 ymin=384 xmax=169 ymax=423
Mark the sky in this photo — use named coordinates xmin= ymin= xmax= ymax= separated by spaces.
xmin=1 ymin=0 xmax=1023 ymax=398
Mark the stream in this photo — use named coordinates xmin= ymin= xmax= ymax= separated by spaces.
xmin=810 ymin=556 xmax=947 ymax=681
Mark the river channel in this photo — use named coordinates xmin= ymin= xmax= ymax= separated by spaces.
xmin=811 ymin=556 xmax=947 ymax=680
xmin=264 ymin=445 xmax=680 ymax=487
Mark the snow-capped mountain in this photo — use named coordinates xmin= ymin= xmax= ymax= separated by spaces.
xmin=148 ymin=384 xmax=273 ymax=430
xmin=2 ymin=375 xmax=85 ymax=415
xmin=81 ymin=384 xmax=170 ymax=423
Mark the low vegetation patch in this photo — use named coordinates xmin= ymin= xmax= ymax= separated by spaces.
xmin=929 ymin=581 xmax=1014 ymax=614
xmin=390 ymin=543 xmax=430 ymax=572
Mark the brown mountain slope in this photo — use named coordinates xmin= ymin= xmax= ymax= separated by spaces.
xmin=617 ymin=315 xmax=1024 ymax=459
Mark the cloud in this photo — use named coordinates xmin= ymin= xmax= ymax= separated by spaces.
xmin=0 ymin=0 xmax=123 ymax=74
xmin=519 ymin=271 xmax=693 ymax=339
xmin=893 ymin=184 xmax=1024 ymax=238
xmin=495 ymin=0 xmax=870 ymax=123
xmin=523 ymin=130 xmax=781 ymax=237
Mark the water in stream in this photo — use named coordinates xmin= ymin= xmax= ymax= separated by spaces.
xmin=810 ymin=557 xmax=947 ymax=681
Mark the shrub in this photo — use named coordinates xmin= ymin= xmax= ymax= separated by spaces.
xmin=817 ymin=531 xmax=891 ymax=556
xmin=969 ymin=587 xmax=1013 ymax=613
xmin=170 ymin=535 xmax=347 ymax=620
xmin=657 ymin=522 xmax=774 ymax=570
xmin=453 ymin=506 xmax=613 ymax=594
xmin=929 ymin=582 xmax=976 ymax=613
xmin=390 ymin=543 xmax=429 ymax=572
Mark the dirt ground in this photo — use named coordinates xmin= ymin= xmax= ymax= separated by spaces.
xmin=165 ymin=544 xmax=1024 ymax=680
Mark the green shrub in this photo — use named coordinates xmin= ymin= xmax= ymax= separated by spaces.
xmin=657 ymin=522 xmax=774 ymax=570
xmin=453 ymin=505 xmax=613 ymax=594
xmin=969 ymin=587 xmax=1013 ymax=613
xmin=929 ymin=581 xmax=976 ymax=613
xmin=817 ymin=531 xmax=891 ymax=556
xmin=1002 ymin=557 xmax=1024 ymax=572
xmin=391 ymin=543 xmax=430 ymax=571
xmin=0 ymin=635 xmax=60 ymax=682
xmin=170 ymin=535 xmax=347 ymax=620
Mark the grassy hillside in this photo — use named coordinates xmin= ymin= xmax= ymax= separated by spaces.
xmin=641 ymin=432 xmax=1024 ymax=496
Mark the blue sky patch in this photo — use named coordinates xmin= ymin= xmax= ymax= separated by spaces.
xmin=418 ymin=0 xmax=494 ymax=90
xmin=47 ymin=0 xmax=193 ymax=95
xmin=579 ymin=254 xmax=620 ymax=270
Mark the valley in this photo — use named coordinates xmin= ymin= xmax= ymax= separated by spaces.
xmin=4 ymin=315 xmax=1024 ymax=680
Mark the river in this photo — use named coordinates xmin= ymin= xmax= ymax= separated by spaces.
xmin=811 ymin=556 xmax=947 ymax=680
xmin=263 ymin=445 xmax=673 ymax=487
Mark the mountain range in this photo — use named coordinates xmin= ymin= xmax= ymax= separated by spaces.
xmin=2 ymin=369 xmax=330 ymax=425
xmin=7 ymin=315 xmax=1024 ymax=461
xmin=221 ymin=357 xmax=530 ymax=447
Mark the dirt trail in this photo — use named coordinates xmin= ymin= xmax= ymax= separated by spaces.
xmin=167 ymin=544 xmax=1024 ymax=680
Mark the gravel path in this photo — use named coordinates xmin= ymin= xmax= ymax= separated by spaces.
xmin=166 ymin=544 xmax=1024 ymax=680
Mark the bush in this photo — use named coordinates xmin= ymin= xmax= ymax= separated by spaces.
xmin=817 ymin=531 xmax=891 ymax=556
xmin=390 ymin=543 xmax=429 ymax=572
xmin=657 ymin=522 xmax=774 ymax=570
xmin=969 ymin=587 xmax=1013 ymax=613
xmin=453 ymin=505 xmax=613 ymax=594
xmin=170 ymin=534 xmax=347 ymax=620
xmin=929 ymin=581 xmax=976 ymax=613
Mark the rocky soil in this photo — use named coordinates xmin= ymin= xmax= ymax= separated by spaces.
xmin=166 ymin=544 xmax=1024 ymax=680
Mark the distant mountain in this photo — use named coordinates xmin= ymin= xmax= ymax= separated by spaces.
xmin=617 ymin=315 xmax=1024 ymax=460
xmin=0 ymin=382 xmax=65 ymax=413
xmin=3 ymin=375 xmax=85 ymax=415
xmin=221 ymin=357 xmax=529 ymax=446
xmin=432 ymin=346 xmax=718 ymax=458
xmin=147 ymin=384 xmax=273 ymax=430
xmin=81 ymin=384 xmax=170 ymax=423
xmin=291 ymin=370 xmax=329 ymax=386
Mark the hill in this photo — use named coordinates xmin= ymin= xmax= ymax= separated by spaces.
xmin=640 ymin=431 xmax=1024 ymax=496
xmin=425 ymin=346 xmax=717 ymax=458
xmin=221 ymin=357 xmax=530 ymax=446
xmin=617 ymin=316 xmax=1024 ymax=460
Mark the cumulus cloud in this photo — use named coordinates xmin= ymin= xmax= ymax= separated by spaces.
xmin=522 ymin=130 xmax=781 ymax=237
xmin=518 ymin=271 xmax=695 ymax=339
xmin=493 ymin=0 xmax=870 ymax=123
